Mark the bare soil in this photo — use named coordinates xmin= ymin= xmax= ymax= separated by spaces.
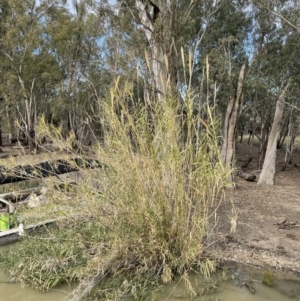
xmin=210 ymin=137 xmax=300 ymax=277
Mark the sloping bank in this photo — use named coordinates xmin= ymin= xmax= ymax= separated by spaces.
xmin=206 ymin=174 xmax=300 ymax=284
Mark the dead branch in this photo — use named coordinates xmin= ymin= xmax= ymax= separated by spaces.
xmin=237 ymin=168 xmax=256 ymax=181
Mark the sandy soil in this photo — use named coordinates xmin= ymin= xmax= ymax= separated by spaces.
xmin=210 ymin=138 xmax=300 ymax=277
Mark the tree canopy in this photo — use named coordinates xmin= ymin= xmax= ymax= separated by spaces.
xmin=0 ymin=0 xmax=299 ymax=182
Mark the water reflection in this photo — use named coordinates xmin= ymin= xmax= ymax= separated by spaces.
xmin=0 ymin=244 xmax=73 ymax=301
xmin=0 ymin=268 xmax=71 ymax=301
xmin=157 ymin=274 xmax=300 ymax=301
xmin=1 ymin=242 xmax=300 ymax=301
xmin=0 ymin=244 xmax=67 ymax=300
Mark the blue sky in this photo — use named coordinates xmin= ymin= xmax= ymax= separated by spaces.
xmin=65 ymin=0 xmax=74 ymax=12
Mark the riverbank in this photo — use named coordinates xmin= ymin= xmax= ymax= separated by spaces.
xmin=0 ymin=244 xmax=73 ymax=301
xmin=1 ymin=130 xmax=300 ymax=299
xmin=208 ymin=140 xmax=300 ymax=279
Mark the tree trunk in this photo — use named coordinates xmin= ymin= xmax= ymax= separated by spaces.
xmin=0 ymin=115 xmax=2 ymax=147
xmin=277 ymin=115 xmax=289 ymax=149
xmin=258 ymin=111 xmax=270 ymax=169
xmin=282 ymin=115 xmax=297 ymax=171
xmin=17 ymin=73 xmax=37 ymax=152
xmin=247 ymin=127 xmax=253 ymax=144
xmin=258 ymin=80 xmax=290 ymax=185
xmin=25 ymin=98 xmax=36 ymax=152
xmin=221 ymin=60 xmax=248 ymax=173
xmin=135 ymin=0 xmax=177 ymax=100
xmin=5 ymin=95 xmax=17 ymax=141
xmin=239 ymin=121 xmax=244 ymax=143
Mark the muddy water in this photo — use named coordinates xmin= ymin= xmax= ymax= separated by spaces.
xmin=159 ymin=274 xmax=300 ymax=301
xmin=0 ymin=246 xmax=72 ymax=301
xmin=1 ymin=242 xmax=300 ymax=301
xmin=0 ymin=269 xmax=71 ymax=301
xmin=214 ymin=280 xmax=300 ymax=300
xmin=1 ymin=273 xmax=300 ymax=301
xmin=1 ymin=271 xmax=300 ymax=301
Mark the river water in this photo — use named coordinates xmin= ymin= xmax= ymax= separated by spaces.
xmin=160 ymin=276 xmax=300 ymax=300
xmin=0 ymin=270 xmax=300 ymax=301
xmin=1 ymin=243 xmax=300 ymax=301
xmin=0 ymin=269 xmax=71 ymax=301
xmin=1 ymin=268 xmax=300 ymax=301
xmin=0 ymin=245 xmax=72 ymax=301
xmin=215 ymin=280 xmax=300 ymax=300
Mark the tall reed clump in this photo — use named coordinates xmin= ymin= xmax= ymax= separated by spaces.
xmin=0 ymin=79 xmax=231 ymax=300
xmin=69 ymin=80 xmax=231 ymax=300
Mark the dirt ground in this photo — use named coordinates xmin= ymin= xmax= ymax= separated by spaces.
xmin=210 ymin=137 xmax=300 ymax=277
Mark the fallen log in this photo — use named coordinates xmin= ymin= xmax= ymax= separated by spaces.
xmin=242 ymin=282 xmax=256 ymax=294
xmin=0 ymin=187 xmax=43 ymax=201
xmin=0 ymin=158 xmax=101 ymax=184
xmin=237 ymin=168 xmax=256 ymax=181
xmin=0 ymin=172 xmax=80 ymax=209
xmin=0 ymin=198 xmax=14 ymax=213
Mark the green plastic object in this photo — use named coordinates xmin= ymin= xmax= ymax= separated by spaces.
xmin=0 ymin=213 xmax=9 ymax=231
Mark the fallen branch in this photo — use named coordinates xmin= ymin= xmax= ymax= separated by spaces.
xmin=237 ymin=168 xmax=256 ymax=181
xmin=242 ymin=282 xmax=256 ymax=294
xmin=274 ymin=219 xmax=298 ymax=229
xmin=241 ymin=156 xmax=253 ymax=169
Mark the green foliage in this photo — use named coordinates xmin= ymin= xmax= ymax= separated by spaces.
xmin=0 ymin=219 xmax=101 ymax=291
xmin=0 ymin=0 xmax=299 ymax=155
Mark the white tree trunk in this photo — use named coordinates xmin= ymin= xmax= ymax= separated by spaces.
xmin=258 ymin=80 xmax=290 ymax=185
xmin=135 ymin=1 xmax=220 ymax=100
xmin=135 ymin=0 xmax=168 ymax=99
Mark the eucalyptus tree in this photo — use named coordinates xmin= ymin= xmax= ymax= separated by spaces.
xmin=197 ymin=0 xmax=300 ymax=180
xmin=190 ymin=0 xmax=252 ymax=174
xmin=0 ymin=0 xmax=63 ymax=151
xmin=250 ymin=0 xmax=300 ymax=184
xmin=93 ymin=0 xmax=223 ymax=102
xmin=44 ymin=0 xmax=107 ymax=144
xmin=94 ymin=0 xmax=254 ymax=175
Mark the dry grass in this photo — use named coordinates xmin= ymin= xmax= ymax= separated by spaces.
xmin=0 ymin=80 xmax=231 ymax=300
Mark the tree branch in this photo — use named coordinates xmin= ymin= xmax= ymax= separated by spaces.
xmin=267 ymin=8 xmax=300 ymax=32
